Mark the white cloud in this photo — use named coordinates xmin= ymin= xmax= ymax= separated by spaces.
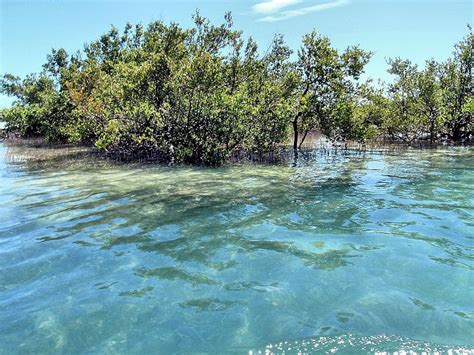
xmin=257 ymin=0 xmax=350 ymax=22
xmin=252 ymin=0 xmax=302 ymax=15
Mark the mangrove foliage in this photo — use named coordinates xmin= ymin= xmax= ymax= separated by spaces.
xmin=1 ymin=13 xmax=473 ymax=165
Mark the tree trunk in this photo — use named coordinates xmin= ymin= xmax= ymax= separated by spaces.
xmin=430 ymin=118 xmax=435 ymax=145
xmin=292 ymin=118 xmax=298 ymax=151
xmin=298 ymin=129 xmax=310 ymax=149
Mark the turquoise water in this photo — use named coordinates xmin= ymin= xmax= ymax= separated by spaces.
xmin=0 ymin=144 xmax=473 ymax=354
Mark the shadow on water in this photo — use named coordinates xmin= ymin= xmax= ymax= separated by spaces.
xmin=4 ymin=143 xmax=473 ymax=282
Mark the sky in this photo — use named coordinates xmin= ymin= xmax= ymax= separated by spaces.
xmin=0 ymin=0 xmax=472 ymax=107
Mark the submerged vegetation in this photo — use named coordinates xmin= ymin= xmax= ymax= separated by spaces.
xmin=1 ymin=13 xmax=472 ymax=165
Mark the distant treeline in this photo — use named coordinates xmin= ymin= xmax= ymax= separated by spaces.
xmin=1 ymin=13 xmax=472 ymax=165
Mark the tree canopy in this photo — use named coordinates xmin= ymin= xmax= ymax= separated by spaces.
xmin=1 ymin=14 xmax=472 ymax=165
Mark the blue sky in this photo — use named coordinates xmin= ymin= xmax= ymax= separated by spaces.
xmin=0 ymin=0 xmax=472 ymax=107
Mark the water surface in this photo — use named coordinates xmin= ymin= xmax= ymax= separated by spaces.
xmin=0 ymin=144 xmax=473 ymax=353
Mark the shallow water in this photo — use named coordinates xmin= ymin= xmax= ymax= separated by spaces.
xmin=0 ymin=144 xmax=473 ymax=354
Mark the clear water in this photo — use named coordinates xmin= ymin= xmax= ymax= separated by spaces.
xmin=0 ymin=144 xmax=473 ymax=354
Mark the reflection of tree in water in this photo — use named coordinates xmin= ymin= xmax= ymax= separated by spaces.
xmin=3 ymin=142 xmax=99 ymax=167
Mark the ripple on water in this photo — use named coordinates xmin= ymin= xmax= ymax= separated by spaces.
xmin=0 ymin=144 xmax=473 ymax=353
